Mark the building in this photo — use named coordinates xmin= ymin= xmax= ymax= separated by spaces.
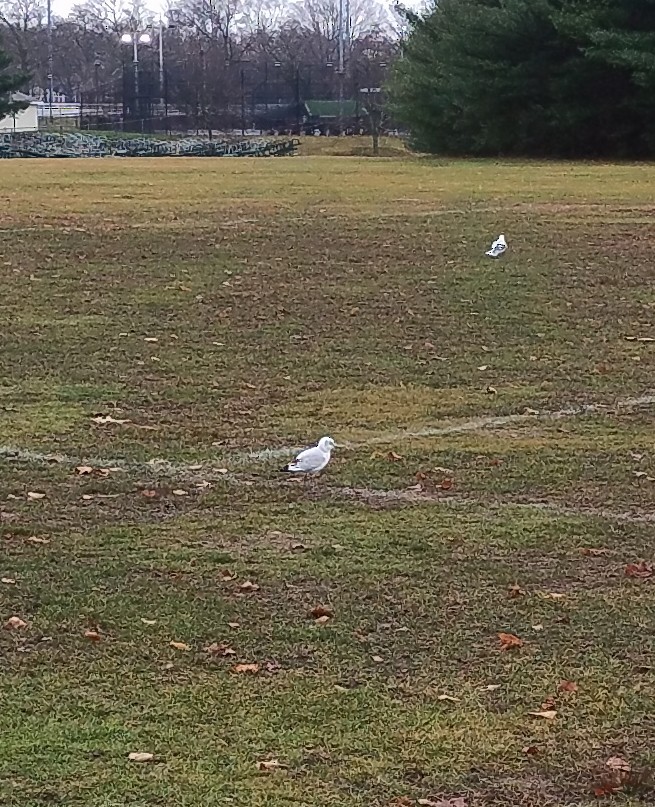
xmin=0 ymin=93 xmax=39 ymax=133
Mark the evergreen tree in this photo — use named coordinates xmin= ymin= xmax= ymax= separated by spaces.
xmin=0 ymin=39 xmax=29 ymax=120
xmin=391 ymin=0 xmax=655 ymax=158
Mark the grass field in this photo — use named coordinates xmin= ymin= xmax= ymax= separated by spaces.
xmin=2 ymin=154 xmax=655 ymax=807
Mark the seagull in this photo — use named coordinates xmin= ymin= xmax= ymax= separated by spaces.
xmin=281 ymin=436 xmax=336 ymax=475
xmin=486 ymin=234 xmax=507 ymax=257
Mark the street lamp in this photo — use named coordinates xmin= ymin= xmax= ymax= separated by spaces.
xmin=120 ymin=30 xmax=151 ymax=127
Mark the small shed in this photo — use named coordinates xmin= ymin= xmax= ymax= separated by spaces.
xmin=302 ymin=99 xmax=365 ymax=134
xmin=0 ymin=93 xmax=39 ymax=133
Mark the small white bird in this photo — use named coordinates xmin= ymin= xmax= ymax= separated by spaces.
xmin=486 ymin=233 xmax=507 ymax=257
xmin=281 ymin=436 xmax=336 ymax=475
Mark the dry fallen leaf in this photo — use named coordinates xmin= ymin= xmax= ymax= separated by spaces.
xmin=144 ymin=337 xmax=159 ymax=342
xmin=371 ymin=655 xmax=384 ymax=663
xmin=507 ymin=584 xmax=526 ymax=599
xmin=141 ymin=618 xmax=157 ymax=626
xmin=128 ymin=752 xmax=154 ymax=762
xmin=541 ymin=591 xmax=566 ymax=600
xmin=437 ymin=694 xmax=460 ymax=702
xmin=84 ymin=629 xmax=102 ymax=641
xmin=498 ymin=632 xmax=524 ymax=651
xmin=418 ymin=799 xmax=468 ymax=807
xmin=483 ymin=684 xmax=502 ymax=691
xmin=205 ymin=642 xmax=236 ymax=656
xmin=239 ymin=580 xmax=260 ymax=593
xmin=26 ymin=491 xmax=46 ymax=500
xmin=172 ymin=489 xmax=189 ymax=497
xmin=314 ymin=615 xmax=331 ymax=625
xmin=593 ymin=782 xmax=620 ymax=798
xmin=4 ymin=616 xmax=27 ymax=631
xmin=233 ymin=663 xmax=260 ymax=674
xmin=523 ymin=745 xmax=539 ymax=756
xmin=580 ymin=547 xmax=614 ymax=557
xmin=606 ymin=756 xmax=631 ymax=773
xmin=27 ymin=536 xmax=49 ymax=544
xmin=141 ymin=489 xmax=158 ymax=499
xmin=227 ymin=622 xmax=239 ymax=629
xmin=76 ymin=465 xmax=94 ymax=475
xmin=529 ymin=710 xmax=557 ymax=720
xmin=169 ymin=641 xmax=191 ymax=652
xmin=625 ymin=561 xmax=653 ymax=579
xmin=1 ymin=577 xmax=16 ymax=585
xmin=92 ymin=415 xmax=130 ymax=425
xmin=558 ymin=680 xmax=578 ymax=693
xmin=310 ymin=605 xmax=334 ymax=620
xmin=387 ymin=451 xmax=404 ymax=462
xmin=257 ymin=758 xmax=286 ymax=772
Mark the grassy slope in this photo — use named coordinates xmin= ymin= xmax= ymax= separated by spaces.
xmin=1 ymin=156 xmax=655 ymax=807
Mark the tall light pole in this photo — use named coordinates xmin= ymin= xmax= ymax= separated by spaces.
xmin=120 ymin=29 xmax=151 ymax=129
xmin=337 ymin=0 xmax=350 ymax=133
xmin=157 ymin=19 xmax=171 ymax=133
xmin=46 ymin=0 xmax=54 ymax=122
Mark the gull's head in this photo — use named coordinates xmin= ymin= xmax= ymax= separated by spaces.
xmin=498 ymin=234 xmax=506 ymax=245
xmin=318 ymin=436 xmax=336 ymax=453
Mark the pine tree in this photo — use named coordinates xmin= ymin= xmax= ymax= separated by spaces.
xmin=554 ymin=0 xmax=655 ymax=156
xmin=0 ymin=40 xmax=29 ymax=120
xmin=390 ymin=0 xmax=655 ymax=158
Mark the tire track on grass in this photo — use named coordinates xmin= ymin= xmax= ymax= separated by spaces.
xmin=1 ymin=391 xmax=654 ymax=476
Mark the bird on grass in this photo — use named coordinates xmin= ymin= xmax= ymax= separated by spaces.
xmin=486 ymin=233 xmax=507 ymax=257
xmin=281 ymin=436 xmax=336 ymax=477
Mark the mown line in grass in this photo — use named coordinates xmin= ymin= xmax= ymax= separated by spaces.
xmin=1 ymin=391 xmax=654 ymax=475
xmin=341 ymin=487 xmax=655 ymax=524
xmin=246 ymin=392 xmax=655 ymax=460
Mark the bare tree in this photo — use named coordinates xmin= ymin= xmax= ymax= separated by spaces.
xmin=69 ymin=0 xmax=153 ymax=33
xmin=238 ymin=0 xmax=288 ymax=36
xmin=168 ymin=0 xmax=248 ymax=61
xmin=290 ymin=0 xmax=391 ymax=41
xmin=0 ymin=0 xmax=44 ymax=31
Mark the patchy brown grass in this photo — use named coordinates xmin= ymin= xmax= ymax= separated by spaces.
xmin=1 ymin=157 xmax=655 ymax=807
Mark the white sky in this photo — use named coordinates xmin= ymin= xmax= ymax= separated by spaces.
xmin=51 ymin=0 xmax=425 ymax=19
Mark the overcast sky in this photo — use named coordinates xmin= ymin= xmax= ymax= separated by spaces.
xmin=51 ymin=0 xmax=426 ymax=20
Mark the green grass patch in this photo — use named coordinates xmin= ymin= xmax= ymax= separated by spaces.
xmin=1 ymin=157 xmax=655 ymax=806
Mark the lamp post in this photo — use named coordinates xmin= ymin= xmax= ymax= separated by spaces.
xmin=120 ymin=29 xmax=151 ymax=128
xmin=46 ymin=0 xmax=54 ymax=123
xmin=337 ymin=0 xmax=350 ymax=133
xmin=158 ymin=19 xmax=173 ymax=133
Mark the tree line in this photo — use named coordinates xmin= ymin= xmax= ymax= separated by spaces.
xmin=0 ymin=0 xmax=404 ymax=131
